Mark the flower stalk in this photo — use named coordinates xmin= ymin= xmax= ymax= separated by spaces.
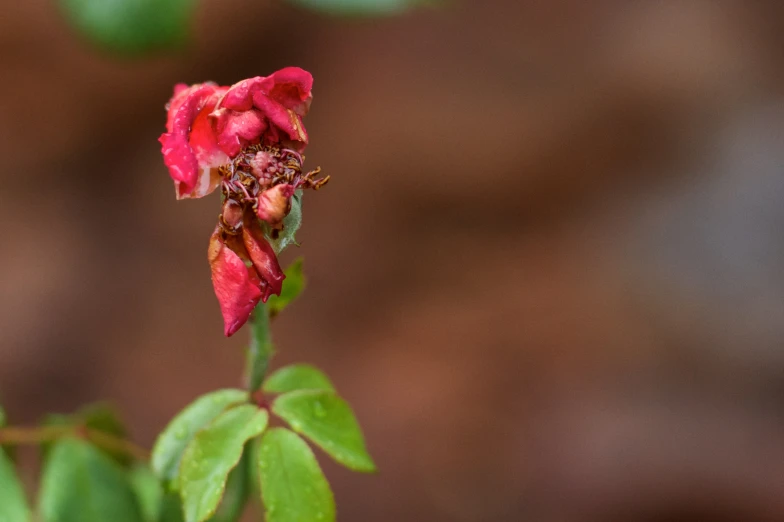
xmin=0 ymin=425 xmax=149 ymax=461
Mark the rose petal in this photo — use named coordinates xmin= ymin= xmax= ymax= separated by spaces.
xmin=208 ymin=228 xmax=263 ymax=336
xmin=159 ymin=83 xmax=227 ymax=199
xmin=212 ymin=107 xmax=268 ymax=158
xmin=242 ymin=218 xmax=285 ymax=301
xmin=259 ymin=67 xmax=313 ymax=116
xmin=251 ymin=92 xmax=308 ymax=145
xmin=216 ymin=68 xmax=311 ymax=148
xmin=218 ymin=77 xmax=263 ymax=112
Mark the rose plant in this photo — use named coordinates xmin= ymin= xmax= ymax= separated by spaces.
xmin=0 ymin=67 xmax=374 ymax=522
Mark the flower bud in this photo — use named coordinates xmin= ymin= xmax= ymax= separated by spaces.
xmin=256 ymin=184 xmax=295 ymax=229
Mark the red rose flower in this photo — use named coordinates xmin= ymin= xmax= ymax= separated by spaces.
xmin=159 ymin=68 xmax=328 ymax=336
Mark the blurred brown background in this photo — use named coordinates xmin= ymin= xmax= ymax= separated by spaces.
xmin=2 ymin=1 xmax=784 ymax=521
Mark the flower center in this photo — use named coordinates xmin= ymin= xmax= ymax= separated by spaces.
xmin=217 ymin=145 xmax=328 ymax=236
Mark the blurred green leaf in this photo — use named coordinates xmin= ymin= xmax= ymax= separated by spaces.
xmin=0 ymin=404 xmax=6 ymax=427
xmin=244 ymin=438 xmax=262 ymax=507
xmin=266 ymin=190 xmax=303 ymax=253
xmin=42 ymin=403 xmax=130 ymax=465
xmin=266 ymin=258 xmax=306 ymax=318
xmin=130 ymin=459 xmax=250 ymax=522
xmin=264 ymin=364 xmax=335 ymax=394
xmin=160 ymin=493 xmax=186 ymax=522
xmin=179 ymin=406 xmax=268 ymax=522
xmin=79 ymin=403 xmax=128 ymax=438
xmin=246 ymin=303 xmax=274 ymax=394
xmin=129 ymin=463 xmax=164 ymax=522
xmin=0 ymin=447 xmax=30 ymax=522
xmin=287 ymin=0 xmax=430 ymax=16
xmin=59 ymin=0 xmax=196 ymax=54
xmin=272 ymin=390 xmax=376 ymax=472
xmin=208 ymin=445 xmax=251 ymax=522
xmin=257 ymin=428 xmax=335 ymax=522
xmin=39 ymin=438 xmax=144 ymax=522
xmin=152 ymin=389 xmax=248 ymax=489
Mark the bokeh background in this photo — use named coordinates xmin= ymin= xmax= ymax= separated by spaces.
xmin=2 ymin=1 xmax=784 ymax=520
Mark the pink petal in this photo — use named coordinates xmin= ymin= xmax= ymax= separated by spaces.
xmin=212 ymin=107 xmax=268 ymax=158
xmin=216 ymin=68 xmax=312 ymax=148
xmin=218 ymin=77 xmax=264 ymax=112
xmin=159 ymin=83 xmax=227 ymax=199
xmin=252 ymin=92 xmax=308 ymax=145
xmin=208 ymin=228 xmax=263 ymax=336
xmin=242 ymin=219 xmax=285 ymax=301
xmin=259 ymin=67 xmax=313 ymax=116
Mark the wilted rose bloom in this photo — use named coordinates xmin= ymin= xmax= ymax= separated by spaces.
xmin=159 ymin=68 xmax=328 ymax=336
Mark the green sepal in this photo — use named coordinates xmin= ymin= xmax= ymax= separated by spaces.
xmin=263 ymin=364 xmax=335 ymax=394
xmin=265 ymin=190 xmax=303 ymax=253
xmin=152 ymin=389 xmax=248 ymax=489
xmin=257 ymin=428 xmax=335 ymax=522
xmin=38 ymin=438 xmax=144 ymax=522
xmin=179 ymin=405 xmax=268 ymax=522
xmin=272 ymin=390 xmax=376 ymax=472
xmin=266 ymin=258 xmax=306 ymax=318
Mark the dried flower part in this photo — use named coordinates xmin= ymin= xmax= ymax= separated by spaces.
xmin=208 ymin=227 xmax=264 ymax=337
xmin=256 ymin=184 xmax=295 ymax=229
xmin=160 ymin=68 xmax=327 ymax=336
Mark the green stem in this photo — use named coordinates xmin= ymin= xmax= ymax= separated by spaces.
xmin=0 ymin=425 xmax=149 ymax=460
xmin=245 ymin=302 xmax=274 ymax=394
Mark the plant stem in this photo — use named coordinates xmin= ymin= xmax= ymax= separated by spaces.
xmin=245 ymin=301 xmax=274 ymax=394
xmin=0 ymin=425 xmax=149 ymax=461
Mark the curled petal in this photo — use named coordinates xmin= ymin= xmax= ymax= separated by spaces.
xmin=159 ymin=83 xmax=228 ymax=199
xmin=208 ymin=228 xmax=262 ymax=336
xmin=216 ymin=68 xmax=312 ymax=149
xmin=212 ymin=107 xmax=268 ymax=158
xmin=242 ymin=218 xmax=285 ymax=301
xmin=256 ymin=184 xmax=295 ymax=229
xmin=251 ymin=92 xmax=308 ymax=145
xmin=258 ymin=67 xmax=313 ymax=116
xmin=220 ymin=68 xmax=312 ymax=116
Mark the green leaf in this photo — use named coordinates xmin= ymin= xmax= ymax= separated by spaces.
xmin=264 ymin=364 xmax=335 ymax=394
xmin=152 ymin=389 xmax=248 ymax=489
xmin=129 ymin=463 xmax=163 ymax=522
xmin=59 ymin=0 xmax=196 ymax=54
xmin=272 ymin=390 xmax=376 ymax=472
xmin=266 ymin=258 xmax=306 ymax=318
xmin=0 ymin=404 xmax=6 ymax=426
xmin=78 ymin=402 xmax=128 ymax=438
xmin=207 ymin=445 xmax=251 ymax=522
xmin=41 ymin=403 xmax=130 ymax=465
xmin=159 ymin=493 xmax=186 ymax=522
xmin=257 ymin=428 xmax=335 ymax=522
xmin=245 ymin=303 xmax=274 ymax=394
xmin=39 ymin=438 xmax=144 ymax=522
xmin=266 ymin=190 xmax=303 ymax=254
xmin=0 ymin=447 xmax=30 ymax=522
xmin=287 ymin=0 xmax=430 ymax=16
xmin=179 ymin=405 xmax=268 ymax=522
xmin=244 ymin=438 xmax=262 ymax=507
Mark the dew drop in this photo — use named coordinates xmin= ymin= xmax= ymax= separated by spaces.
xmin=312 ymin=401 xmax=327 ymax=419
